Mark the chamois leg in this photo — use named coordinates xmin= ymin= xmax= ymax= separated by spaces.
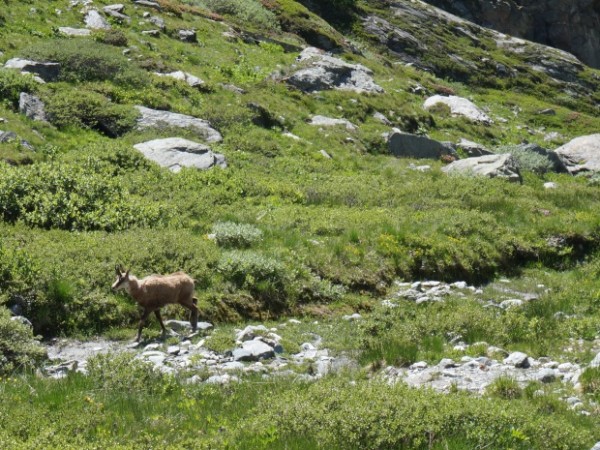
xmin=137 ymin=308 xmax=151 ymax=342
xmin=154 ymin=310 xmax=167 ymax=336
xmin=181 ymin=298 xmax=199 ymax=332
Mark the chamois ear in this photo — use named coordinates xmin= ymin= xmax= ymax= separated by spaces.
xmin=125 ymin=269 xmax=130 ymax=277
xmin=115 ymin=265 xmax=121 ymax=275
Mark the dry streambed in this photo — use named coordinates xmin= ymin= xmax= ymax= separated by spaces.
xmin=43 ymin=280 xmax=600 ymax=415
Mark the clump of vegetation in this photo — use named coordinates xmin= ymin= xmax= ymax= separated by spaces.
xmin=21 ymin=40 xmax=148 ymax=86
xmin=185 ymin=0 xmax=280 ymax=31
xmin=498 ymin=144 xmax=556 ymax=175
xmin=0 ymin=161 xmax=165 ymax=232
xmin=44 ymin=89 xmax=138 ymax=137
xmin=211 ymin=221 xmax=263 ymax=248
xmin=0 ymin=307 xmax=46 ymax=374
xmin=0 ymin=69 xmax=38 ymax=108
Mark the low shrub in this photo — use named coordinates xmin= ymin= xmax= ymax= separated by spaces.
xmin=44 ymin=89 xmax=138 ymax=137
xmin=497 ymin=144 xmax=555 ymax=174
xmin=186 ymin=0 xmax=280 ymax=31
xmin=0 ymin=69 xmax=38 ymax=108
xmin=0 ymin=307 xmax=46 ymax=374
xmin=21 ymin=40 xmax=148 ymax=86
xmin=211 ymin=221 xmax=263 ymax=248
xmin=0 ymin=161 xmax=166 ymax=232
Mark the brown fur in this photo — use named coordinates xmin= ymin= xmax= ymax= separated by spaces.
xmin=112 ymin=265 xmax=199 ymax=341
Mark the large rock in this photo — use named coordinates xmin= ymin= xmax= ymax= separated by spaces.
xmin=442 ymin=153 xmax=522 ymax=183
xmin=554 ymin=134 xmax=600 ymax=175
xmin=362 ymin=15 xmax=427 ymax=59
xmin=388 ymin=131 xmax=455 ymax=159
xmin=58 ymin=27 xmax=92 ymax=37
xmin=309 ymin=115 xmax=356 ymax=131
xmin=19 ymin=93 xmax=48 ymax=122
xmin=135 ymin=106 xmax=222 ymax=143
xmin=424 ymin=95 xmax=492 ymax=124
xmin=133 ymin=137 xmax=226 ymax=173
xmin=85 ymin=10 xmax=111 ymax=30
xmin=286 ymin=47 xmax=383 ymax=94
xmin=154 ymin=71 xmax=205 ymax=88
xmin=424 ymin=0 xmax=600 ymax=69
xmin=232 ymin=339 xmax=275 ymax=362
xmin=513 ymin=143 xmax=569 ymax=173
xmin=4 ymin=58 xmax=60 ymax=82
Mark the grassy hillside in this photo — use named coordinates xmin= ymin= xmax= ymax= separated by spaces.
xmin=0 ymin=0 xmax=599 ymax=448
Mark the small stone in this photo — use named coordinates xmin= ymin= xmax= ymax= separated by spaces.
xmin=504 ymin=351 xmax=530 ymax=368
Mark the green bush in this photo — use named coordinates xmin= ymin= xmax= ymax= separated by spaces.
xmin=498 ymin=145 xmax=555 ymax=175
xmin=187 ymin=0 xmax=280 ymax=31
xmin=95 ymin=29 xmax=128 ymax=47
xmin=0 ymin=307 xmax=46 ymax=374
xmin=580 ymin=367 xmax=600 ymax=399
xmin=211 ymin=221 xmax=263 ymax=248
xmin=247 ymin=378 xmax=595 ymax=449
xmin=21 ymin=40 xmax=148 ymax=86
xmin=0 ymin=69 xmax=38 ymax=108
xmin=86 ymin=352 xmax=177 ymax=395
xmin=0 ymin=161 xmax=166 ymax=231
xmin=45 ymin=89 xmax=138 ymax=137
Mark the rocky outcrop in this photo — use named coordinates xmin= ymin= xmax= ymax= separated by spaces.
xmin=554 ymin=134 xmax=600 ymax=174
xmin=388 ymin=131 xmax=455 ymax=159
xmin=309 ymin=115 xmax=356 ymax=131
xmin=285 ymin=47 xmax=383 ymax=94
xmin=4 ymin=58 xmax=60 ymax=83
xmin=133 ymin=137 xmax=226 ymax=173
xmin=424 ymin=95 xmax=493 ymax=124
xmin=19 ymin=93 xmax=48 ymax=122
xmin=442 ymin=153 xmax=522 ymax=183
xmin=424 ymin=0 xmax=600 ymax=69
xmin=134 ymin=106 xmax=222 ymax=143
xmin=154 ymin=71 xmax=205 ymax=88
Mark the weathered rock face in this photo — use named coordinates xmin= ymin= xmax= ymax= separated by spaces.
xmin=388 ymin=131 xmax=455 ymax=159
xmin=285 ymin=47 xmax=384 ymax=94
xmin=554 ymin=134 xmax=600 ymax=174
xmin=442 ymin=153 xmax=522 ymax=183
xmin=133 ymin=137 xmax=226 ymax=173
xmin=424 ymin=0 xmax=600 ymax=69
xmin=4 ymin=58 xmax=60 ymax=82
xmin=424 ymin=95 xmax=493 ymax=124
xmin=19 ymin=93 xmax=48 ymax=122
xmin=134 ymin=106 xmax=222 ymax=143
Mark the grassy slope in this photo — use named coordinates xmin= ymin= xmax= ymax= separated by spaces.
xmin=0 ymin=0 xmax=599 ymax=447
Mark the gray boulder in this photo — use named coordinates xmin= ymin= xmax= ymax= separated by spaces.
xmin=456 ymin=138 xmax=493 ymax=157
xmin=133 ymin=138 xmax=226 ymax=173
xmin=103 ymin=4 xmax=130 ymax=22
xmin=4 ymin=58 xmax=60 ymax=82
xmin=309 ymin=115 xmax=356 ymax=131
xmin=135 ymin=106 xmax=222 ymax=142
xmin=424 ymin=95 xmax=492 ymax=124
xmin=19 ymin=93 xmax=48 ymax=122
xmin=178 ymin=29 xmax=197 ymax=42
xmin=286 ymin=47 xmax=383 ymax=94
xmin=362 ymin=15 xmax=427 ymax=58
xmin=154 ymin=70 xmax=204 ymax=88
xmin=85 ymin=10 xmax=111 ymax=30
xmin=442 ymin=153 xmax=522 ymax=183
xmin=554 ymin=134 xmax=600 ymax=174
xmin=503 ymin=351 xmax=530 ymax=368
xmin=232 ymin=339 xmax=275 ymax=362
xmin=388 ymin=130 xmax=455 ymax=159
xmin=58 ymin=27 xmax=92 ymax=37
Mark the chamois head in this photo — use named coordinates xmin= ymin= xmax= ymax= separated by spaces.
xmin=112 ymin=264 xmax=130 ymax=292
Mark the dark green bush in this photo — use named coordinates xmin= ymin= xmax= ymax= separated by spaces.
xmin=0 ymin=307 xmax=46 ymax=374
xmin=45 ymin=89 xmax=138 ymax=137
xmin=0 ymin=69 xmax=38 ymax=108
xmin=0 ymin=161 xmax=166 ymax=231
xmin=21 ymin=40 xmax=148 ymax=86
xmin=211 ymin=221 xmax=263 ymax=248
xmin=95 ymin=29 xmax=128 ymax=47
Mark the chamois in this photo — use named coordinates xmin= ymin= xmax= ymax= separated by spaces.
xmin=111 ymin=265 xmax=199 ymax=342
